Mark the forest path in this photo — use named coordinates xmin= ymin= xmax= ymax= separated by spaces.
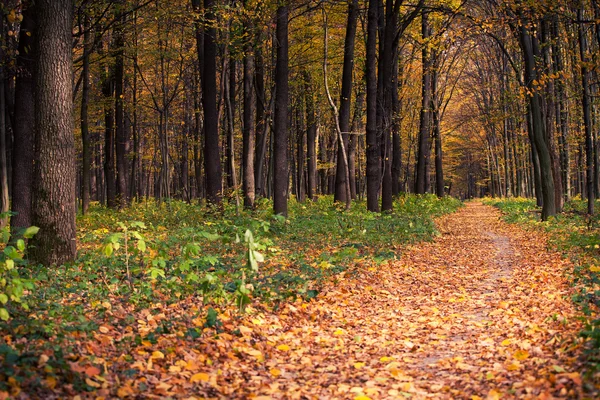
xmin=102 ymin=203 xmax=586 ymax=399
xmin=192 ymin=202 xmax=584 ymax=399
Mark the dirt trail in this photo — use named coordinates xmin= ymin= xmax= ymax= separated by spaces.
xmin=105 ymin=203 xmax=587 ymax=399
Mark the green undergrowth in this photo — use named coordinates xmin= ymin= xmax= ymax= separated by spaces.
xmin=0 ymin=194 xmax=461 ymax=394
xmin=485 ymin=196 xmax=600 ymax=374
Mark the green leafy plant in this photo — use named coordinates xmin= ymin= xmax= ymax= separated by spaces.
xmin=0 ymin=225 xmax=38 ymax=320
xmin=103 ymin=221 xmax=147 ymax=285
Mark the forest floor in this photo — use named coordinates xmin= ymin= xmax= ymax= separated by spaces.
xmin=165 ymin=202 xmax=585 ymax=399
xmin=2 ymin=200 xmax=597 ymax=399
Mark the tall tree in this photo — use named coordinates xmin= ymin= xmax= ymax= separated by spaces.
xmin=11 ymin=1 xmax=36 ymax=228
xmin=273 ymin=3 xmax=289 ymax=216
xmin=517 ymin=15 xmax=555 ymax=220
xmin=242 ymin=0 xmax=256 ymax=209
xmin=30 ymin=0 xmax=77 ymax=265
xmin=80 ymin=8 xmax=92 ymax=214
xmin=578 ymin=4 xmax=594 ymax=215
xmin=334 ymin=0 xmax=358 ymax=205
xmin=114 ymin=7 xmax=128 ymax=208
xmin=202 ymin=0 xmax=223 ymax=204
xmin=365 ymin=0 xmax=379 ymax=211
xmin=415 ymin=11 xmax=432 ymax=194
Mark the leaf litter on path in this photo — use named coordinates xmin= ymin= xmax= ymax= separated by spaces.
xmin=9 ymin=202 xmax=593 ymax=399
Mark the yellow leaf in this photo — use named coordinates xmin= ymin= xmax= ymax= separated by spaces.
xmin=354 ymin=396 xmax=372 ymax=400
xmin=117 ymin=385 xmax=135 ymax=398
xmin=590 ymin=265 xmax=600 ymax=272
xmin=151 ymin=351 xmax=165 ymax=360
xmin=487 ymin=389 xmax=501 ymax=400
xmin=333 ymin=328 xmax=344 ymax=336
xmin=190 ymin=372 xmax=209 ymax=383
xmin=270 ymin=368 xmax=281 ymax=377
xmin=472 ymin=396 xmax=483 ymax=400
xmin=380 ymin=356 xmax=393 ymax=362
xmin=277 ymin=344 xmax=290 ymax=351
xmin=44 ymin=376 xmax=57 ymax=389
xmin=500 ymin=339 xmax=511 ymax=346
xmin=353 ymin=362 xmax=365 ymax=369
xmin=513 ymin=349 xmax=529 ymax=361
xmin=85 ymin=378 xmax=101 ymax=388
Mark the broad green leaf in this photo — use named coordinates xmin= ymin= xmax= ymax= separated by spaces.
xmin=0 ymin=308 xmax=9 ymax=321
xmin=22 ymin=226 xmax=39 ymax=239
xmin=0 ymin=294 xmax=7 ymax=304
xmin=103 ymin=243 xmax=113 ymax=256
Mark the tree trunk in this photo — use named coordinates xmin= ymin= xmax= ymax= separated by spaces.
xmin=579 ymin=6 xmax=594 ymax=215
xmin=518 ymin=21 xmax=555 ymax=220
xmin=115 ymin=10 xmax=128 ymax=208
xmin=432 ymin=68 xmax=444 ymax=197
xmin=304 ymin=71 xmax=317 ymax=201
xmin=202 ymin=0 xmax=223 ymax=204
xmin=31 ymin=0 xmax=77 ymax=265
xmin=273 ymin=4 xmax=289 ymax=216
xmin=334 ymin=0 xmax=358 ymax=205
xmin=365 ymin=0 xmax=380 ymax=212
xmin=11 ymin=2 xmax=36 ymax=229
xmin=242 ymin=2 xmax=256 ymax=208
xmin=415 ymin=11 xmax=432 ymax=194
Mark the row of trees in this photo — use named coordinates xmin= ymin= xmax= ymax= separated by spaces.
xmin=2 ymin=0 xmax=600 ymax=264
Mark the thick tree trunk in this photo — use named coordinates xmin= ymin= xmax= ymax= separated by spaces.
xmin=273 ymin=4 xmax=289 ymax=216
xmin=11 ymin=3 xmax=36 ymax=229
xmin=31 ymin=0 xmax=77 ymax=265
xmin=202 ymin=0 xmax=223 ymax=204
xmin=365 ymin=0 xmax=380 ymax=212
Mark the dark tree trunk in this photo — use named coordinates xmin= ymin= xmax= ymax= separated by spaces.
xmin=226 ymin=59 xmax=236 ymax=189
xmin=273 ymin=4 xmax=289 ymax=216
xmin=365 ymin=0 xmax=380 ymax=211
xmin=415 ymin=11 xmax=432 ymax=194
xmin=11 ymin=2 xmax=36 ymax=229
xmin=518 ymin=21 xmax=555 ymax=220
xmin=81 ymin=11 xmax=92 ymax=214
xmin=349 ymin=89 xmax=364 ymax=199
xmin=191 ymin=0 xmax=204 ymax=199
xmin=392 ymin=54 xmax=402 ymax=196
xmin=304 ymin=71 xmax=317 ymax=201
xmin=202 ymin=0 xmax=223 ymax=204
xmin=432 ymin=68 xmax=444 ymax=197
xmin=254 ymin=45 xmax=266 ymax=197
xmin=579 ymin=6 xmax=594 ymax=215
xmin=0 ymin=9 xmax=8 ymax=227
xmin=102 ymin=58 xmax=116 ymax=208
xmin=541 ymin=18 xmax=563 ymax=212
xmin=31 ymin=0 xmax=77 ymax=265
xmin=242 ymin=2 xmax=256 ymax=208
xmin=334 ymin=0 xmax=358 ymax=205
xmin=115 ymin=11 xmax=128 ymax=208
